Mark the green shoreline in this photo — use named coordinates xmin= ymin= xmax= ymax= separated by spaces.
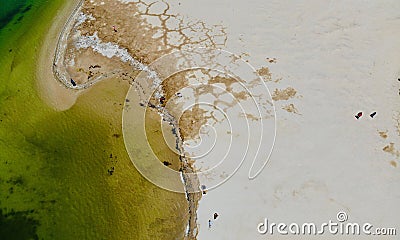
xmin=0 ymin=1 xmax=188 ymax=239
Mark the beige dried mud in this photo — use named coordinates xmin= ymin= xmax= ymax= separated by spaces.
xmin=378 ymin=130 xmax=388 ymax=139
xmin=282 ymin=103 xmax=299 ymax=114
xmin=272 ymin=87 xmax=297 ymax=101
xmin=383 ymin=143 xmax=400 ymax=158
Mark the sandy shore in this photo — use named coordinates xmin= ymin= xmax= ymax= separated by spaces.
xmin=36 ymin=0 xmax=83 ymax=110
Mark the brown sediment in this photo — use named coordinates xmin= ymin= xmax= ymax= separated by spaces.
xmin=282 ymin=103 xmax=300 ymax=114
xmin=272 ymin=87 xmax=297 ymax=101
xmin=179 ymin=105 xmax=208 ymax=142
xmin=378 ymin=130 xmax=388 ymax=139
xmin=66 ymin=48 xmax=134 ymax=85
xmin=209 ymin=75 xmax=251 ymax=108
xmin=232 ymin=91 xmax=249 ymax=101
xmin=64 ymin=0 xmax=227 ymax=84
xmin=161 ymin=72 xmax=189 ymax=103
xmin=390 ymin=161 xmax=397 ymax=167
xmin=383 ymin=143 xmax=400 ymax=157
xmin=257 ymin=66 xmax=272 ymax=82
xmin=240 ymin=113 xmax=260 ymax=121
xmin=209 ymin=76 xmax=237 ymax=92
xmin=161 ymin=71 xmax=253 ymax=142
xmin=257 ymin=66 xmax=283 ymax=82
xmin=52 ymin=0 xmax=228 ymax=90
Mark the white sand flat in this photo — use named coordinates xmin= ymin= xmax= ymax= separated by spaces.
xmin=167 ymin=0 xmax=400 ymax=239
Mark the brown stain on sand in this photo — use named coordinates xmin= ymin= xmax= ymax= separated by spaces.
xmin=272 ymin=87 xmax=297 ymax=101
xmin=257 ymin=67 xmax=272 ymax=82
xmin=64 ymin=0 xmax=227 ymax=86
xmin=208 ymin=76 xmax=238 ymax=92
xmin=162 ymin=71 xmax=254 ymax=141
xmin=282 ymin=103 xmax=300 ymax=114
xmin=240 ymin=113 xmax=260 ymax=121
xmin=378 ymin=130 xmax=388 ymax=139
xmin=162 ymin=73 xmax=189 ymax=103
xmin=383 ymin=143 xmax=400 ymax=157
xmin=390 ymin=161 xmax=397 ymax=167
xmin=179 ymin=105 xmax=208 ymax=142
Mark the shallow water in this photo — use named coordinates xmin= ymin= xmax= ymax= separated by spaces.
xmin=0 ymin=0 xmax=28 ymax=29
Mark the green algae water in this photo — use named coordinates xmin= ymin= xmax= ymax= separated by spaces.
xmin=0 ymin=1 xmax=188 ymax=239
xmin=0 ymin=0 xmax=28 ymax=29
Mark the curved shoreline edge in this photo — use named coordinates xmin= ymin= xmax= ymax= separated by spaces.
xmin=36 ymin=0 xmax=82 ymax=110
xmin=45 ymin=1 xmax=201 ymax=239
xmin=52 ymin=0 xmax=85 ymax=89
